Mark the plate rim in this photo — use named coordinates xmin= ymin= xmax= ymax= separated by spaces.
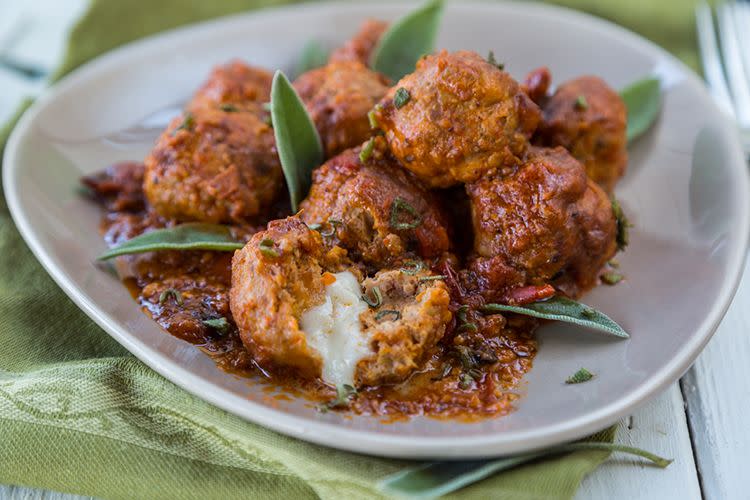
xmin=4 ymin=0 xmax=750 ymax=459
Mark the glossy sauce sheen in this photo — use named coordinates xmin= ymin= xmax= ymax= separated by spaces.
xmin=84 ymin=162 xmax=537 ymax=420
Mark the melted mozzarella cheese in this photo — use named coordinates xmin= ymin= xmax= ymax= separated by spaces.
xmin=300 ymin=271 xmax=371 ymax=387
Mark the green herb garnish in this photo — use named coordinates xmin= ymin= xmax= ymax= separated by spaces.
xmin=612 ymin=198 xmax=630 ymax=251
xmin=458 ymin=372 xmax=474 ymax=389
xmin=431 ymin=363 xmax=452 ymax=381
xmin=316 ymin=219 xmax=342 ymax=238
xmin=98 ymin=223 xmax=244 ymax=260
xmin=601 ymin=272 xmax=624 ymax=285
xmin=481 ymin=296 xmax=628 ymax=338
xmin=620 ymin=77 xmax=661 ymax=143
xmin=270 ymin=70 xmax=324 ymax=212
xmin=159 ymin=288 xmax=183 ymax=306
xmin=362 ymin=286 xmax=383 ymax=308
xmin=417 ymin=275 xmax=446 ymax=282
xmin=259 ymin=238 xmax=279 ymax=258
xmin=375 ymin=310 xmax=401 ymax=322
xmin=389 ymin=197 xmax=422 ymax=230
xmin=566 ymin=367 xmax=594 ymax=384
xmin=359 ymin=138 xmax=375 ymax=163
xmin=319 ymin=384 xmax=357 ymax=412
xmin=575 ymin=94 xmax=588 ymax=110
xmin=394 ymin=88 xmax=411 ymax=108
xmin=171 ymin=112 xmax=194 ymax=135
xmin=220 ymin=103 xmax=239 ymax=112
xmin=400 ymin=260 xmax=425 ymax=275
xmin=370 ymin=0 xmax=445 ymax=81
xmin=487 ymin=50 xmax=504 ymax=70
xmin=368 ymin=104 xmax=382 ymax=130
xmin=203 ymin=317 xmax=230 ymax=335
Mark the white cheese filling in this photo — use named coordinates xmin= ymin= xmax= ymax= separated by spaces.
xmin=300 ymin=271 xmax=372 ymax=387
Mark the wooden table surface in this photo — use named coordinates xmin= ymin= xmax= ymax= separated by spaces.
xmin=1 ymin=2 xmax=748 ymax=499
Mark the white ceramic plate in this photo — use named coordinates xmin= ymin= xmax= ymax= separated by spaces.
xmin=4 ymin=1 xmax=749 ymax=459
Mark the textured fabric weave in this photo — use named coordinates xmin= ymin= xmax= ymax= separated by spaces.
xmin=0 ymin=0 xmax=698 ymax=498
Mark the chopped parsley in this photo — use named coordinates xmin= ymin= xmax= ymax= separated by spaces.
xmin=575 ymin=94 xmax=588 ymax=110
xmin=171 ymin=112 xmax=195 ymax=136
xmin=487 ymin=50 xmax=505 ymax=70
xmin=375 ymin=310 xmax=401 ymax=322
xmin=319 ymin=384 xmax=357 ymax=412
xmin=612 ymin=198 xmax=631 ymax=251
xmin=362 ymin=286 xmax=383 ymax=308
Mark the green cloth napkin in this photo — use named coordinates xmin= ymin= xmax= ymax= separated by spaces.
xmin=0 ymin=0 xmax=698 ymax=498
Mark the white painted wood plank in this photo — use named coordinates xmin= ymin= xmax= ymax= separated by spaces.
xmin=0 ymin=485 xmax=88 ymax=500
xmin=682 ymin=253 xmax=750 ymax=500
xmin=576 ymin=383 xmax=701 ymax=500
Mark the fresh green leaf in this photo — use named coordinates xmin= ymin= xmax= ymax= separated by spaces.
xmin=270 ymin=70 xmax=324 ymax=212
xmin=480 ymin=296 xmax=629 ymax=338
xmin=98 ymin=223 xmax=244 ymax=260
xmin=620 ymin=77 xmax=661 ymax=143
xmin=202 ymin=317 xmax=230 ymax=335
xmin=378 ymin=437 xmax=670 ymax=498
xmin=319 ymin=384 xmax=357 ymax=412
xmin=296 ymin=39 xmax=329 ymax=76
xmin=370 ymin=0 xmax=445 ymax=81
xmin=566 ymin=367 xmax=594 ymax=384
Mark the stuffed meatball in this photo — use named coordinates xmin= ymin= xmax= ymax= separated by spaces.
xmin=229 ymin=217 xmax=452 ymax=387
xmin=298 ymin=139 xmax=452 ymax=268
xmin=372 ymin=50 xmax=541 ymax=188
xmin=467 ymin=146 xmax=617 ymax=299
xmin=536 ymin=76 xmax=628 ymax=193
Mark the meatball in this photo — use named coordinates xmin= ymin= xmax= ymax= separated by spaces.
xmin=294 ymin=61 xmax=389 ymax=157
xmin=372 ymin=50 xmax=541 ymax=188
xmin=143 ymin=104 xmax=282 ymax=223
xmin=190 ymin=60 xmax=273 ymax=109
xmin=298 ymin=140 xmax=452 ymax=268
xmin=467 ymin=146 xmax=617 ymax=299
xmin=229 ymin=217 xmax=452 ymax=387
xmin=536 ymin=76 xmax=627 ymax=193
xmin=329 ymin=19 xmax=388 ymax=65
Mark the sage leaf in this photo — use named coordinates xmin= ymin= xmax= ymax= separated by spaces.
xmin=370 ymin=0 xmax=444 ymax=81
xmin=620 ymin=77 xmax=661 ymax=143
xmin=98 ymin=223 xmax=244 ymax=260
xmin=378 ymin=439 xmax=670 ymax=498
xmin=480 ymin=296 xmax=628 ymax=338
xmin=270 ymin=70 xmax=324 ymax=212
xmin=296 ymin=40 xmax=328 ymax=76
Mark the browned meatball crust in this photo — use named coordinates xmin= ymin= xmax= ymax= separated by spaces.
xmin=298 ymin=140 xmax=452 ymax=268
xmin=143 ymin=104 xmax=282 ymax=223
xmin=372 ymin=50 xmax=541 ymax=188
xmin=329 ymin=19 xmax=388 ymax=65
xmin=536 ymin=76 xmax=628 ymax=193
xmin=294 ymin=61 xmax=390 ymax=157
xmin=190 ymin=60 xmax=273 ymax=109
xmin=467 ymin=146 xmax=617 ymax=299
